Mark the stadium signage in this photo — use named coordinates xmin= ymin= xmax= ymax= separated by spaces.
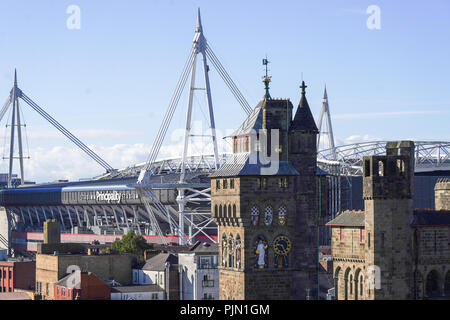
xmin=96 ymin=191 xmax=122 ymax=204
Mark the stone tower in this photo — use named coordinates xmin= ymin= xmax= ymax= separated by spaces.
xmin=362 ymin=141 xmax=415 ymax=299
xmin=210 ymin=79 xmax=319 ymax=299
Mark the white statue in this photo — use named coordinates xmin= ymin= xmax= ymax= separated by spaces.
xmin=256 ymin=240 xmax=267 ymax=268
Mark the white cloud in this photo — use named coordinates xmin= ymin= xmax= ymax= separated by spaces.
xmin=333 ymin=110 xmax=446 ymax=120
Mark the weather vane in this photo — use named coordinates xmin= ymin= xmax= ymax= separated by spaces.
xmin=262 ymin=56 xmax=271 ymax=99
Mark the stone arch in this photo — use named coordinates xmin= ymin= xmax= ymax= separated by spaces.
xmin=444 ymin=270 xmax=450 ymax=296
xmin=228 ymin=204 xmax=232 ymax=218
xmin=425 ymin=269 xmax=441 ymax=298
xmin=354 ymin=268 xmax=362 ymax=300
xmin=344 ymin=268 xmax=352 ymax=300
xmin=334 ymin=266 xmax=341 ymax=300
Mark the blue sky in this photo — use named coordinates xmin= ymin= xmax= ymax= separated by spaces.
xmin=0 ymin=0 xmax=449 ymax=182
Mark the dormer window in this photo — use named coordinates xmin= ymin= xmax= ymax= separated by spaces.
xmin=216 ymin=180 xmax=221 ymax=190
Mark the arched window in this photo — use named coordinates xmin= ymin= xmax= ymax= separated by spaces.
xmin=426 ymin=270 xmax=441 ymax=298
xmin=224 ymin=205 xmax=227 ymax=217
xmin=360 ymin=275 xmax=364 ymax=299
xmin=233 ymin=204 xmax=237 ymax=217
xmin=350 ymin=275 xmax=353 ymax=296
xmin=251 ymin=206 xmax=260 ymax=226
xmin=278 ymin=205 xmax=287 ymax=225
xmin=444 ymin=271 xmax=450 ymax=296
xmin=214 ymin=205 xmax=218 ymax=217
xmin=219 ymin=205 xmax=223 ymax=218
xmin=263 ymin=205 xmax=273 ymax=226
xmin=228 ymin=235 xmax=234 ymax=268
xmin=228 ymin=204 xmax=232 ymax=218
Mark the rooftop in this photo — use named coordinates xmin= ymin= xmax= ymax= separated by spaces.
xmin=325 ymin=210 xmax=365 ymax=227
xmin=141 ymin=252 xmax=178 ymax=271
xmin=111 ymin=284 xmax=163 ymax=293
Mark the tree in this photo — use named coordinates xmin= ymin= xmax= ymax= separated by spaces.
xmin=109 ymin=232 xmax=153 ymax=263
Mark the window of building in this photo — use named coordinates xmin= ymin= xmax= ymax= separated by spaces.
xmin=340 ymin=228 xmax=345 ymax=242
xmin=230 ymin=179 xmax=235 ymax=189
xmin=216 ymin=180 xmax=220 ymax=190
xmin=62 ymin=287 xmax=65 ymax=296
xmin=368 ymin=233 xmax=371 ymax=248
xmin=259 ymin=177 xmax=267 ymax=189
xmin=223 ymin=179 xmax=228 ymax=189
xmin=46 ymin=283 xmax=49 ymax=296
xmin=57 ymin=286 xmax=59 ymax=296
xmin=8 ymin=270 xmax=11 ymax=279
xmin=360 ymin=229 xmax=365 ymax=243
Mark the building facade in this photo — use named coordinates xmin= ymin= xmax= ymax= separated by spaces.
xmin=0 ymin=260 xmax=35 ymax=293
xmin=178 ymin=241 xmax=219 ymax=300
xmin=210 ymin=81 xmax=319 ymax=300
xmin=328 ymin=141 xmax=450 ymax=300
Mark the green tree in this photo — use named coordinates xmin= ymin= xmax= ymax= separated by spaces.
xmin=109 ymin=232 xmax=153 ymax=263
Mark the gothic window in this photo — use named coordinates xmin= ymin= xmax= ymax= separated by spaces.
xmin=278 ymin=205 xmax=287 ymax=225
xmin=264 ymin=206 xmax=273 ymax=226
xmin=251 ymin=206 xmax=260 ymax=226
xmin=221 ymin=234 xmax=227 ymax=267
xmin=235 ymin=235 xmax=242 ymax=269
xmin=224 ymin=205 xmax=227 ymax=217
xmin=254 ymin=235 xmax=268 ymax=269
xmin=219 ymin=205 xmax=223 ymax=217
xmin=214 ymin=205 xmax=218 ymax=217
xmin=228 ymin=204 xmax=232 ymax=218
xmin=233 ymin=204 xmax=237 ymax=218
xmin=230 ymin=178 xmax=235 ymax=189
xmin=228 ymin=235 xmax=234 ymax=268
xmin=216 ymin=180 xmax=221 ymax=190
xmin=223 ymin=179 xmax=228 ymax=189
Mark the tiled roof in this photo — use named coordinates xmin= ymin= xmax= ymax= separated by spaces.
xmin=0 ymin=292 xmax=31 ymax=300
xmin=111 ymin=284 xmax=163 ymax=293
xmin=141 ymin=253 xmax=178 ymax=271
xmin=55 ymin=270 xmax=82 ymax=289
xmin=209 ymin=153 xmax=299 ymax=177
xmin=188 ymin=241 xmax=218 ymax=254
xmin=229 ymin=101 xmax=264 ymax=137
xmin=412 ymin=209 xmax=450 ymax=226
xmin=325 ymin=210 xmax=365 ymax=227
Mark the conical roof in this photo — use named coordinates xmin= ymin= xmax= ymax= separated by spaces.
xmin=291 ymin=81 xmax=318 ymax=132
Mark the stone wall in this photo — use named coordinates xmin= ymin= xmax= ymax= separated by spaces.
xmin=435 ymin=178 xmax=450 ymax=210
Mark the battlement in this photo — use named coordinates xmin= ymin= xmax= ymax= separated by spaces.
xmin=362 ymin=141 xmax=415 ymax=199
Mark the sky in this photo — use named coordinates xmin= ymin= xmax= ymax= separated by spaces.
xmin=0 ymin=0 xmax=449 ymax=182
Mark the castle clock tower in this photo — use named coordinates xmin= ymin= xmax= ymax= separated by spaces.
xmin=210 ymin=69 xmax=319 ymax=299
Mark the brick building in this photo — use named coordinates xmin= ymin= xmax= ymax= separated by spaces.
xmin=0 ymin=260 xmax=35 ymax=293
xmin=35 ymin=220 xmax=133 ymax=300
xmin=210 ymin=80 xmax=319 ymax=299
xmin=327 ymin=141 xmax=450 ymax=300
xmin=54 ymin=270 xmax=110 ymax=300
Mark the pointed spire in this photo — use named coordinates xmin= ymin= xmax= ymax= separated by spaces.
xmin=290 ymin=80 xmax=318 ymax=132
xmin=323 ymin=84 xmax=328 ymax=100
xmin=14 ymin=69 xmax=17 ymax=88
xmin=196 ymin=8 xmax=203 ymax=32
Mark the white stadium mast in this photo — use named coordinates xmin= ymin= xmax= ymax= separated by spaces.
xmin=135 ymin=9 xmax=252 ymax=245
xmin=317 ymin=85 xmax=337 ymax=160
xmin=0 ymin=70 xmax=115 ymax=188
